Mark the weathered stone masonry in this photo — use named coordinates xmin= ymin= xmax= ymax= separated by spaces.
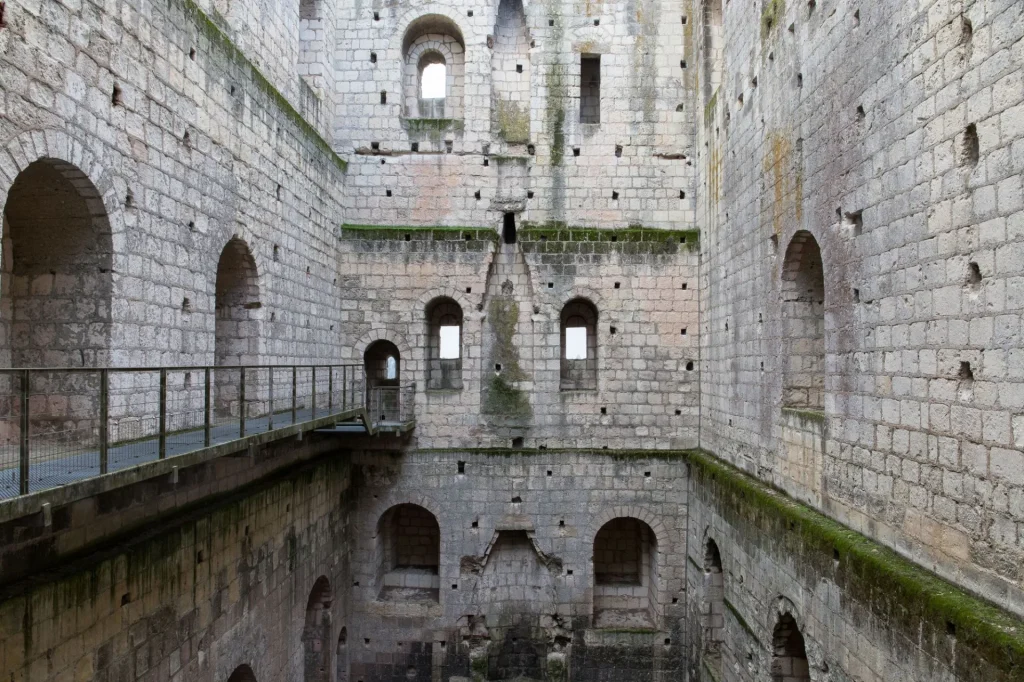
xmin=2 ymin=0 xmax=1024 ymax=680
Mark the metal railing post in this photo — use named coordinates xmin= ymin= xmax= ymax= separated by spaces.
xmin=291 ymin=366 xmax=297 ymax=424
xmin=239 ymin=367 xmax=246 ymax=437
xmin=19 ymin=370 xmax=29 ymax=495
xmin=158 ymin=368 xmax=167 ymax=460
xmin=342 ymin=365 xmax=347 ymax=411
xmin=204 ymin=368 xmax=211 ymax=447
xmin=311 ymin=366 xmax=317 ymax=420
xmin=328 ymin=366 xmax=334 ymax=414
xmin=99 ymin=369 xmax=109 ymax=474
xmin=268 ymin=366 xmax=275 ymax=432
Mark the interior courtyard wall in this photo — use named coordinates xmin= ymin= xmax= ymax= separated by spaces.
xmin=344 ymin=448 xmax=690 ymax=681
xmin=0 ymin=0 xmax=347 ymax=369
xmin=0 ymin=455 xmax=354 ymax=682
xmin=336 ymin=228 xmax=700 ymax=449
xmin=334 ymin=0 xmax=698 ymax=231
xmin=696 ymin=0 xmax=1024 ymax=616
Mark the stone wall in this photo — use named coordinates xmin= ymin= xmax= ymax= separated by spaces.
xmin=337 ymin=227 xmax=700 ymax=449
xmin=697 ymin=0 xmax=1024 ymax=617
xmin=0 ymin=0 xmax=346 ymax=370
xmin=0 ymin=453 xmax=353 ymax=682
xmin=334 ymin=0 xmax=697 ymax=230
xmin=684 ymin=452 xmax=1024 ymax=682
xmin=345 ymin=448 xmax=691 ymax=681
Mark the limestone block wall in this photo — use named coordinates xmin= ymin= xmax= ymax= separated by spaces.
xmin=337 ymin=226 xmax=700 ymax=449
xmin=684 ymin=453 xmax=1024 ymax=682
xmin=0 ymin=0 xmax=347 ymax=368
xmin=345 ymin=448 xmax=691 ymax=681
xmin=0 ymin=455 xmax=354 ymax=682
xmin=697 ymin=0 xmax=1024 ymax=616
xmin=334 ymin=0 xmax=698 ymax=230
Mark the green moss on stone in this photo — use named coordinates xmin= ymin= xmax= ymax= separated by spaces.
xmin=780 ymin=407 xmax=826 ymax=424
xmin=339 ymin=224 xmax=497 ymax=243
xmin=760 ymin=0 xmax=785 ymax=44
xmin=723 ymin=598 xmax=761 ymax=646
xmin=495 ymin=99 xmax=530 ymax=144
xmin=690 ymin=450 xmax=1024 ymax=679
xmin=180 ymin=0 xmax=347 ymax=173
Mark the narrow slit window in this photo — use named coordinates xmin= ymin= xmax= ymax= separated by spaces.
xmin=580 ymin=55 xmax=601 ymax=124
xmin=385 ymin=356 xmax=397 ymax=380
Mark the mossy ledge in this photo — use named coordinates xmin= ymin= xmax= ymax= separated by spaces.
xmin=339 ymin=224 xmax=498 ymax=242
xmin=780 ymin=407 xmax=826 ymax=424
xmin=520 ymin=225 xmax=700 ymax=249
xmin=413 ymin=447 xmax=694 ymax=460
xmin=690 ymin=450 xmax=1024 ymax=680
xmin=180 ymin=0 xmax=347 ymax=173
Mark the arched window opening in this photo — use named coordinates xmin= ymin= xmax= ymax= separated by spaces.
xmin=336 ymin=627 xmax=348 ymax=682
xmin=490 ymin=0 xmax=531 ymax=142
xmin=781 ymin=231 xmax=825 ymax=411
xmin=560 ymin=299 xmax=598 ymax=390
xmin=418 ymin=54 xmax=447 ymax=118
xmin=403 ymin=15 xmax=465 ymax=119
xmin=364 ymin=340 xmax=401 ymax=421
xmin=214 ymin=238 xmax=261 ymax=419
xmin=702 ymin=0 xmax=725 ymax=103
xmin=303 ymin=577 xmax=332 ymax=682
xmin=772 ymin=614 xmax=810 ymax=682
xmin=426 ymin=298 xmax=463 ymax=390
xmin=1 ymin=158 xmax=114 ymax=455
xmin=593 ymin=518 xmax=659 ymax=628
xmin=375 ymin=504 xmax=440 ymax=602
xmin=227 ymin=665 xmax=257 ymax=682
xmin=702 ymin=539 xmax=725 ymax=672
xmin=1 ymin=159 xmax=113 ymax=368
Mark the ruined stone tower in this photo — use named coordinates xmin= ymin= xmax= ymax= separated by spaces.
xmin=1 ymin=0 xmax=1023 ymax=681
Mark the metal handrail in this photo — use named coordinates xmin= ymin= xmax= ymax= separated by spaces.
xmin=0 ymin=363 xmax=366 ymax=499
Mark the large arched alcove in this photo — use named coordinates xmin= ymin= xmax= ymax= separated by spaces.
xmin=702 ymin=538 xmax=724 ymax=673
xmin=227 ymin=665 xmax=257 ymax=682
xmin=402 ymin=15 xmax=465 ymax=119
xmin=303 ymin=576 xmax=332 ymax=682
xmin=374 ymin=503 xmax=440 ymax=602
xmin=490 ymin=0 xmax=531 ymax=143
xmin=772 ymin=613 xmax=810 ymax=682
xmin=781 ymin=231 xmax=825 ymax=411
xmin=592 ymin=517 xmax=658 ymax=628
xmin=1 ymin=158 xmax=113 ymax=368
xmin=214 ymin=238 xmax=261 ymax=418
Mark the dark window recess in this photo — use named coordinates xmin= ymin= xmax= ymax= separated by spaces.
xmin=370 ymin=52 xmax=377 ymax=63
xmin=580 ymin=55 xmax=601 ymax=124
xmin=503 ymin=213 xmax=517 ymax=244
xmin=380 ymin=91 xmax=387 ymax=104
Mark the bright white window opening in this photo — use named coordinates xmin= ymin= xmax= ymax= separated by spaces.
xmin=386 ymin=356 xmax=397 ymax=379
xmin=440 ymin=325 xmax=460 ymax=359
xmin=566 ymin=327 xmax=588 ymax=360
xmin=421 ymin=63 xmax=446 ymax=98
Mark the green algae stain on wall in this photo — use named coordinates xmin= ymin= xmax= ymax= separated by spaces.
xmin=495 ymin=99 xmax=530 ymax=144
xmin=482 ymin=299 xmax=532 ymax=418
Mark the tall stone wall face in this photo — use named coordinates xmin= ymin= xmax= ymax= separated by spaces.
xmin=345 ymin=448 xmax=691 ymax=681
xmin=334 ymin=0 xmax=698 ymax=230
xmin=684 ymin=456 xmax=1020 ymax=682
xmin=0 ymin=0 xmax=346 ymax=369
xmin=696 ymin=0 xmax=1024 ymax=615
xmin=0 ymin=455 xmax=354 ymax=682
xmin=337 ymin=228 xmax=699 ymax=449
